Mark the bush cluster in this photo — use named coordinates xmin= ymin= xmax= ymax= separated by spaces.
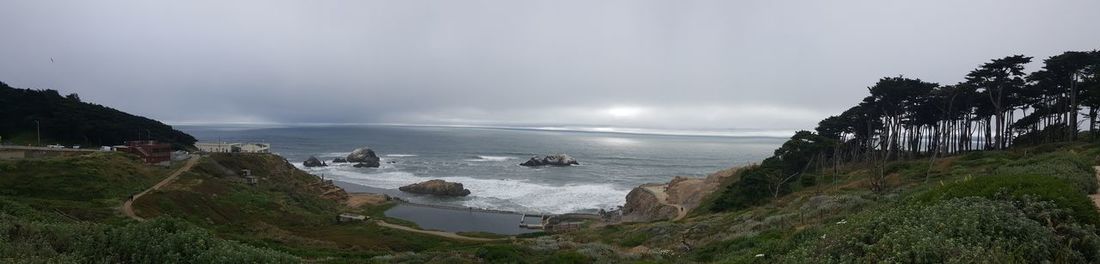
xmin=0 ymin=200 xmax=298 ymax=263
xmin=784 ymin=197 xmax=1066 ymax=263
xmin=917 ymin=174 xmax=1100 ymax=226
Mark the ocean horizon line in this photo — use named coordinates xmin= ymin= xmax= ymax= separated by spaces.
xmin=169 ymin=121 xmax=795 ymax=139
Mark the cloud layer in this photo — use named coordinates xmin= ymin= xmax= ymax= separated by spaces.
xmin=2 ymin=0 xmax=1099 ymax=131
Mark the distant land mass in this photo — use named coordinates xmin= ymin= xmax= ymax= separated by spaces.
xmin=0 ymin=81 xmax=196 ymax=149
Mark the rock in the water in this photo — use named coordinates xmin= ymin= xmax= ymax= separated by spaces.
xmin=520 ymin=154 xmax=579 ymax=166
xmin=346 ymin=147 xmax=381 ymax=168
xmin=303 ymin=156 xmax=327 ymax=167
xmin=332 ymin=157 xmax=348 ymax=163
xmin=398 ymin=179 xmax=471 ymax=196
xmin=347 ymin=147 xmax=381 ymax=163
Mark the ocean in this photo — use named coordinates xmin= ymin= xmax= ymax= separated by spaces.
xmin=178 ymin=124 xmax=783 ymax=214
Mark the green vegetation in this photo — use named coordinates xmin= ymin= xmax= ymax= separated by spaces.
xmin=917 ymin=174 xmax=1100 ymax=226
xmin=133 ymin=153 xmax=481 ymax=257
xmin=2 ymin=47 xmax=1100 ymax=262
xmin=0 ymin=152 xmax=171 ymax=222
xmin=710 ymin=49 xmax=1100 ymax=213
xmin=0 ymin=81 xmax=196 ymax=149
xmin=689 ymin=230 xmax=806 ymax=263
xmin=0 ymin=197 xmax=297 ymax=263
xmin=785 ymin=197 xmax=1095 ymax=263
xmin=556 ymin=141 xmax=1100 ymax=263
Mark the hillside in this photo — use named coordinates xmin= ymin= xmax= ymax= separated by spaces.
xmin=131 ymin=153 xmax=506 ymax=259
xmin=0 ymin=152 xmax=300 ymax=262
xmin=539 ymin=143 xmax=1100 ymax=263
xmin=0 ymin=152 xmax=179 ymax=221
xmin=6 ymin=141 xmax=1100 ymax=263
xmin=0 ymin=81 xmax=196 ymax=149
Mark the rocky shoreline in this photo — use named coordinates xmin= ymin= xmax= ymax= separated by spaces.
xmin=621 ymin=166 xmax=743 ymax=222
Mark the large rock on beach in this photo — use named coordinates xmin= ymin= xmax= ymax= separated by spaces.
xmin=303 ymin=156 xmax=327 ymax=167
xmin=347 ymin=147 xmax=381 ymax=168
xmin=398 ymin=179 xmax=471 ymax=197
xmin=520 ymin=154 xmax=579 ymax=166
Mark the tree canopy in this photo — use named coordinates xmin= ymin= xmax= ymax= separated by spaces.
xmin=0 ymin=82 xmax=197 ymax=149
xmin=713 ymin=49 xmax=1100 ymax=211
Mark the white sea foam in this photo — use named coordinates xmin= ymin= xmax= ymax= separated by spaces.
xmin=385 ymin=154 xmax=418 ymax=157
xmin=467 ymin=155 xmax=514 ymax=162
xmin=324 ymin=168 xmax=628 ymax=214
xmin=320 ymin=152 xmax=350 ymax=158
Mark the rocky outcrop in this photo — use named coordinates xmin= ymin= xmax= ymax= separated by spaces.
xmin=347 ymin=147 xmax=381 ymax=168
xmin=303 ymin=156 xmax=326 ymax=167
xmin=398 ymin=179 xmax=471 ymax=196
xmin=332 ymin=157 xmax=348 ymax=163
xmin=520 ymin=154 xmax=579 ymax=166
xmin=319 ymin=184 xmax=349 ymax=201
xmin=620 ymin=167 xmax=745 ymax=222
xmin=621 ymin=184 xmax=680 ymax=222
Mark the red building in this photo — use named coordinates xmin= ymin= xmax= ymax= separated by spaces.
xmin=123 ymin=140 xmax=171 ymax=164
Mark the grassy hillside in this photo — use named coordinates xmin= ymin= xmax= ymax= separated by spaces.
xmin=552 ymin=143 xmax=1100 ymax=263
xmin=133 ymin=153 xmax=498 ymax=260
xmin=0 ymin=152 xmax=176 ymax=222
xmin=6 ymin=142 xmax=1100 ymax=263
xmin=0 ymin=152 xmax=298 ymax=262
xmin=0 ymin=81 xmax=196 ymax=149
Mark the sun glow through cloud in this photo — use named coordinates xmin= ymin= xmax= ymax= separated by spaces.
xmin=606 ymin=107 xmax=644 ymax=118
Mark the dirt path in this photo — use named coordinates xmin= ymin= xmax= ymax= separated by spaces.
xmin=121 ymin=156 xmax=200 ymax=221
xmin=1091 ymin=166 xmax=1100 ymax=210
xmin=374 ymin=220 xmax=507 ymax=242
xmin=642 ymin=185 xmax=687 ymax=221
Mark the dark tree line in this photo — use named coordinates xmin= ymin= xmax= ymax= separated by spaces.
xmin=0 ymin=81 xmax=197 ymax=149
xmin=713 ymin=50 xmax=1100 ymax=211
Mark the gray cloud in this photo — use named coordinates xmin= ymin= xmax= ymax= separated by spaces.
xmin=2 ymin=0 xmax=1099 ymax=131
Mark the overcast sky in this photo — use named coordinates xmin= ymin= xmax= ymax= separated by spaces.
xmin=2 ymin=0 xmax=1099 ymax=132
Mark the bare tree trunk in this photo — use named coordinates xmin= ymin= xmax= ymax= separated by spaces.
xmin=1071 ymin=74 xmax=1079 ymax=140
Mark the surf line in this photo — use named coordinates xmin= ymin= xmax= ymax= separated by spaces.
xmin=390 ymin=197 xmax=538 ymax=215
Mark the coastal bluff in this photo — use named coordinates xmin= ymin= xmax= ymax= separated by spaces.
xmin=621 ymin=167 xmax=741 ymax=222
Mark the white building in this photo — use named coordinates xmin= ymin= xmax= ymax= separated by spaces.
xmin=196 ymin=142 xmax=236 ymax=153
xmin=195 ymin=142 xmax=271 ymax=153
xmin=238 ymin=143 xmax=270 ymax=153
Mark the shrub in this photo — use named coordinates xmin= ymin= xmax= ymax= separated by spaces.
xmin=992 ymin=151 xmax=1097 ymax=194
xmin=475 ymin=245 xmax=527 ymax=264
xmin=783 ymin=197 xmax=1062 ymax=263
xmin=916 ymin=174 xmax=1100 ymax=226
xmin=692 ymin=230 xmax=791 ymax=263
xmin=619 ymin=232 xmax=650 ymax=247
xmin=0 ymin=199 xmax=299 ymax=263
xmin=540 ymin=251 xmax=591 ymax=264
xmin=710 ymin=165 xmax=774 ymax=211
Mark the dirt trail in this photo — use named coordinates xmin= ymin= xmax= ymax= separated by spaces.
xmin=1091 ymin=166 xmax=1100 ymax=210
xmin=374 ymin=220 xmax=507 ymax=242
xmin=642 ymin=185 xmax=687 ymax=221
xmin=121 ymin=156 xmax=200 ymax=221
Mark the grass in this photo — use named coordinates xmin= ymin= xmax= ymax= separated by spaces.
xmin=133 ymin=153 xmax=499 ymax=260
xmin=916 ymin=174 xmax=1100 ymax=225
xmin=584 ymin=142 xmax=1100 ymax=263
xmin=456 ymin=231 xmax=510 ymax=239
xmin=0 ymin=152 xmax=171 ymax=222
xmin=0 ymin=199 xmax=299 ymax=263
xmin=9 ymin=140 xmax=1100 ymax=262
